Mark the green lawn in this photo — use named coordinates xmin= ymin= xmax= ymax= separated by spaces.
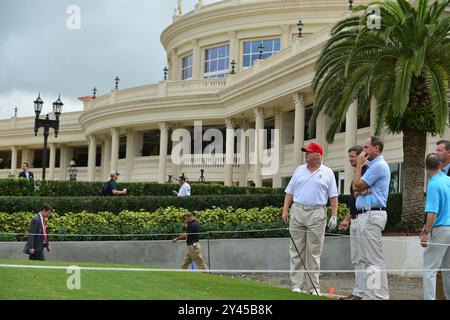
xmin=0 ymin=259 xmax=326 ymax=300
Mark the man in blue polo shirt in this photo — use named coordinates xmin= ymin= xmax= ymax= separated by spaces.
xmin=420 ymin=153 xmax=450 ymax=300
xmin=353 ymin=136 xmax=390 ymax=300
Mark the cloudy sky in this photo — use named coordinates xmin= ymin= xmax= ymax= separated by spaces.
xmin=0 ymin=0 xmax=220 ymax=120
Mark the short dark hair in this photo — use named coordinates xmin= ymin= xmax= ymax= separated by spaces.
xmin=22 ymin=162 xmax=29 ymax=167
xmin=437 ymin=140 xmax=450 ymax=151
xmin=41 ymin=204 xmax=52 ymax=212
xmin=426 ymin=153 xmax=441 ymax=171
xmin=179 ymin=176 xmax=186 ymax=182
xmin=370 ymin=136 xmax=384 ymax=152
xmin=348 ymin=145 xmax=363 ymax=155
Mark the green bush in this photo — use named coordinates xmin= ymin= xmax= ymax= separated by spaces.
xmin=0 ymin=179 xmax=283 ymax=197
xmin=0 ymin=207 xmax=287 ymax=241
xmin=0 ymin=194 xmax=286 ymax=214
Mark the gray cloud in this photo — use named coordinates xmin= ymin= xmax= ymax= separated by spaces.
xmin=0 ymin=0 xmax=211 ymax=119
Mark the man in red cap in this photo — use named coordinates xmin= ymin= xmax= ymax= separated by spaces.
xmin=282 ymin=142 xmax=338 ymax=295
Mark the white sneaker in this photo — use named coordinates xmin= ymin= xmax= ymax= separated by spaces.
xmin=291 ymin=287 xmax=303 ymax=293
xmin=309 ymin=289 xmax=321 ymax=296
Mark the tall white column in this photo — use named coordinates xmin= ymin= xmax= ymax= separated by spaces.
xmin=171 ymin=126 xmax=180 ymax=180
xmin=224 ymin=118 xmax=235 ymax=186
xmin=21 ymin=147 xmax=29 ymax=165
xmin=229 ymin=31 xmax=239 ymax=73
xmin=239 ymin=120 xmax=249 ymax=187
xmin=293 ymin=92 xmax=305 ymax=167
xmin=103 ymin=137 xmax=112 ymax=180
xmin=273 ymin=108 xmax=283 ymax=188
xmin=158 ymin=123 xmax=169 ymax=183
xmin=171 ymin=49 xmax=179 ymax=81
xmin=254 ymin=108 xmax=264 ymax=187
xmin=344 ymin=101 xmax=358 ymax=195
xmin=125 ymin=129 xmax=135 ymax=181
xmin=192 ymin=39 xmax=201 ymax=80
xmin=59 ymin=146 xmax=68 ymax=180
xmin=87 ymin=135 xmax=97 ymax=182
xmin=110 ymin=128 xmax=119 ymax=173
xmin=10 ymin=146 xmax=18 ymax=176
xmin=49 ymin=143 xmax=56 ymax=180
xmin=281 ymin=24 xmax=292 ymax=50
xmin=316 ymin=111 xmax=325 ymax=148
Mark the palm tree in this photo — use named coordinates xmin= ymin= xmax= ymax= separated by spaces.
xmin=311 ymin=0 xmax=450 ymax=231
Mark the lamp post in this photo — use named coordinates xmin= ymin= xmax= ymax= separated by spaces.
xmin=167 ymin=175 xmax=173 ymax=183
xmin=348 ymin=0 xmax=354 ymax=10
xmin=297 ymin=20 xmax=304 ymax=38
xmin=92 ymin=87 xmax=97 ymax=99
xmin=115 ymin=76 xmax=120 ymax=89
xmin=230 ymin=60 xmax=236 ymax=74
xmin=34 ymin=93 xmax=63 ymax=180
xmin=198 ymin=169 xmax=205 ymax=182
xmin=163 ymin=66 xmax=169 ymax=80
xmin=68 ymin=160 xmax=78 ymax=181
xmin=258 ymin=42 xmax=264 ymax=60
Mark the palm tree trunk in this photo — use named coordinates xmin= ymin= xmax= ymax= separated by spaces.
xmin=400 ymin=129 xmax=427 ymax=232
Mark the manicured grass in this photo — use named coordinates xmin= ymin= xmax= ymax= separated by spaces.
xmin=0 ymin=259 xmax=326 ymax=300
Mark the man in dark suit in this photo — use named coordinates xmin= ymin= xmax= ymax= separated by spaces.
xmin=23 ymin=204 xmax=52 ymax=260
xmin=18 ymin=162 xmax=34 ymax=179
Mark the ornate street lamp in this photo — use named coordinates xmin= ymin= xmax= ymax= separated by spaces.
xmin=115 ymin=76 xmax=120 ymax=89
xmin=198 ymin=169 xmax=205 ymax=182
xmin=230 ymin=60 xmax=236 ymax=74
xmin=167 ymin=175 xmax=173 ymax=183
xmin=92 ymin=87 xmax=97 ymax=99
xmin=34 ymin=93 xmax=63 ymax=180
xmin=297 ymin=20 xmax=304 ymax=38
xmin=348 ymin=0 xmax=354 ymax=10
xmin=258 ymin=42 xmax=264 ymax=60
xmin=68 ymin=160 xmax=78 ymax=181
xmin=163 ymin=66 xmax=169 ymax=80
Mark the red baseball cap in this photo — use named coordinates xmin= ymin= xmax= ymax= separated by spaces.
xmin=301 ymin=142 xmax=323 ymax=155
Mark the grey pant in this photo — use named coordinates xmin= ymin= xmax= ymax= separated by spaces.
xmin=423 ymin=227 xmax=450 ymax=300
xmin=289 ymin=203 xmax=327 ymax=291
xmin=350 ymin=218 xmax=365 ymax=297
xmin=355 ymin=210 xmax=389 ymax=300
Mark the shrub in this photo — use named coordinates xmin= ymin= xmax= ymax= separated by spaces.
xmin=0 ymin=179 xmax=283 ymax=197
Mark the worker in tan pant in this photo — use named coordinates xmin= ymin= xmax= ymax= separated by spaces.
xmin=172 ymin=212 xmax=208 ymax=270
xmin=180 ymin=242 xmax=208 ymax=270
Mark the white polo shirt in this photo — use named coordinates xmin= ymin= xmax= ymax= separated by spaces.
xmin=285 ymin=164 xmax=338 ymax=205
xmin=178 ymin=182 xmax=191 ymax=196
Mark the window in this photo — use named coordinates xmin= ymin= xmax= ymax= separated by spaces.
xmin=242 ymin=38 xmax=280 ymax=68
xmin=304 ymin=106 xmax=316 ymax=141
xmin=204 ymin=45 xmax=230 ymax=78
xmin=357 ymin=113 xmax=371 ymax=129
xmin=142 ymin=131 xmax=160 ymax=157
xmin=119 ymin=136 xmax=127 ymax=159
xmin=264 ymin=119 xmax=275 ymax=150
xmin=182 ymin=54 xmax=193 ymax=80
xmin=389 ymin=162 xmax=403 ymax=193
xmin=72 ymin=147 xmax=88 ymax=167
xmin=334 ymin=170 xmax=345 ymax=195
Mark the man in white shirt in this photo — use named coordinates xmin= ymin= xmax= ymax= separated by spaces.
xmin=173 ymin=175 xmax=191 ymax=197
xmin=282 ymin=142 xmax=338 ymax=295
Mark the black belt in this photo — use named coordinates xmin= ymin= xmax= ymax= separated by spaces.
xmin=356 ymin=207 xmax=386 ymax=214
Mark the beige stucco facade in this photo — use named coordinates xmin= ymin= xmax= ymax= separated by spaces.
xmin=0 ymin=0 xmax=449 ymax=193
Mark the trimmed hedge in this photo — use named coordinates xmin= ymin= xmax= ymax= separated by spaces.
xmin=0 ymin=194 xmax=286 ymax=214
xmin=0 ymin=179 xmax=283 ymax=197
xmin=0 ymin=198 xmax=402 ymax=242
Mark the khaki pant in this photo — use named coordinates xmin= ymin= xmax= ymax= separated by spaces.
xmin=289 ymin=203 xmax=327 ymax=291
xmin=181 ymin=242 xmax=208 ymax=270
